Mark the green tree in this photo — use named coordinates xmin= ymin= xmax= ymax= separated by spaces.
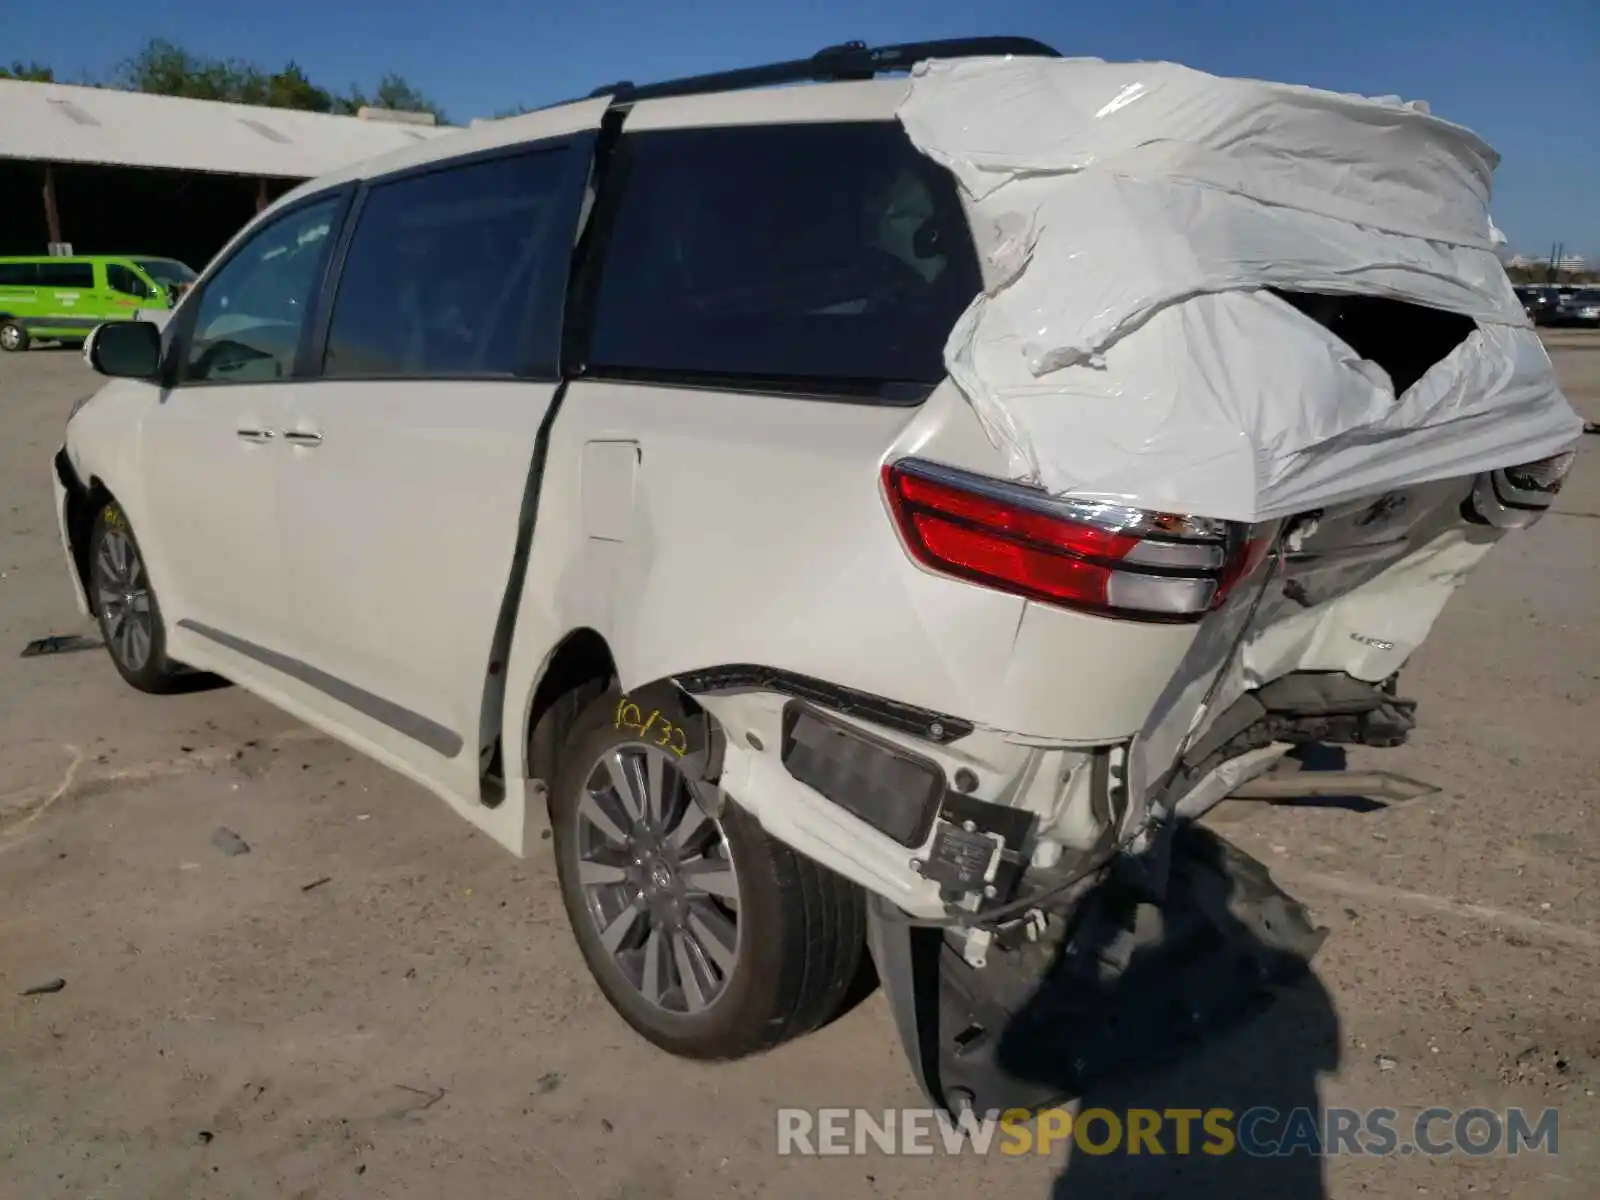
xmin=113 ymin=38 xmax=444 ymax=121
xmin=338 ymin=72 xmax=448 ymax=123
xmin=116 ymin=39 xmax=242 ymax=102
xmin=1 ymin=60 xmax=55 ymax=82
xmin=260 ymin=63 xmax=337 ymax=113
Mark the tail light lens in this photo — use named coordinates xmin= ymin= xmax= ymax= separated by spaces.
xmin=882 ymin=458 xmax=1266 ymax=622
xmin=1503 ymin=450 xmax=1574 ymax=495
xmin=1469 ymin=449 xmax=1576 ymax=529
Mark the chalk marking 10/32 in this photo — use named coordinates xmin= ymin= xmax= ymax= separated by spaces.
xmin=614 ymin=696 xmax=689 ymax=758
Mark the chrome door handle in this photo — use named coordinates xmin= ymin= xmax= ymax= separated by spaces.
xmin=236 ymin=428 xmax=275 ymax=443
xmin=283 ymin=430 xmax=323 ymax=447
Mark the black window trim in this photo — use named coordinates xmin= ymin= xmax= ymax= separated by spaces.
xmin=564 ymin=118 xmax=972 ymax=408
xmin=162 ymin=184 xmax=357 ymax=391
xmin=305 ymin=131 xmax=601 ymax=385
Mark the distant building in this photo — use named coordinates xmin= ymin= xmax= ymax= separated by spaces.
xmin=0 ymin=80 xmax=458 ymax=270
xmin=1506 ymin=253 xmax=1587 ymax=273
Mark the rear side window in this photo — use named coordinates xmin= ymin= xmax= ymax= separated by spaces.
xmin=36 ymin=262 xmax=94 ymax=288
xmin=583 ymin=122 xmax=981 ymax=397
xmin=0 ymin=262 xmax=36 ymax=286
xmin=323 ymin=147 xmax=584 ymax=379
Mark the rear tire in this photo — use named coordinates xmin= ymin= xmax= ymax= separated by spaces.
xmin=88 ymin=500 xmax=185 ymax=693
xmin=550 ymin=688 xmax=865 ymax=1059
xmin=0 ymin=321 xmax=28 ymax=352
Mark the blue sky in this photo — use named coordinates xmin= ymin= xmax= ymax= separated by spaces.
xmin=14 ymin=0 xmax=1598 ymax=258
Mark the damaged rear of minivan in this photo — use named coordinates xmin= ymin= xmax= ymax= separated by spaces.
xmin=848 ymin=57 xmax=1581 ymax=1115
xmin=543 ymin=49 xmax=1582 ymax=1120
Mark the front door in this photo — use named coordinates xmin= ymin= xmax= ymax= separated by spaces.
xmin=103 ymin=262 xmax=157 ymax=322
xmin=138 ymin=194 xmax=346 ymax=676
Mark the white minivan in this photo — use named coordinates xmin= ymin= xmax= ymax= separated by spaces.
xmin=56 ymin=38 xmax=1580 ymax=1115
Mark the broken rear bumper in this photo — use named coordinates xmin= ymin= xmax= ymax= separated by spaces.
xmin=680 ymin=676 xmax=1129 ymax=922
xmin=671 ymin=667 xmax=1370 ymax=1115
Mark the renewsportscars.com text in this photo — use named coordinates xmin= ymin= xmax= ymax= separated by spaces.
xmin=776 ymin=1106 xmax=1560 ymax=1158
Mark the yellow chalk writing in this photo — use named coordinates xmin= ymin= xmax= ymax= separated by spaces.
xmin=614 ymin=696 xmax=688 ymax=757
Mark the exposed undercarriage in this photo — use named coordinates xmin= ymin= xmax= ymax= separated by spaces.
xmin=870 ymin=820 xmax=1328 ymax=1117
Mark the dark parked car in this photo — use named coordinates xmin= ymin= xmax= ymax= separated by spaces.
xmin=1543 ymin=288 xmax=1600 ymax=328
xmin=1514 ymin=285 xmax=1563 ymax=324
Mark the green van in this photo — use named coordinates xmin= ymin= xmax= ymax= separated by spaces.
xmin=0 ymin=255 xmax=198 ymax=351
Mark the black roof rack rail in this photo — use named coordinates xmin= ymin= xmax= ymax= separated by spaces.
xmin=585 ymin=36 xmax=1061 ymax=104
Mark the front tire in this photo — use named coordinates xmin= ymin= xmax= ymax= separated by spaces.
xmin=88 ymin=501 xmax=184 ymax=693
xmin=550 ymin=689 xmax=865 ymax=1060
xmin=0 ymin=321 xmax=29 ymax=352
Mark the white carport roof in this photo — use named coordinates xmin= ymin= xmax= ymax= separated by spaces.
xmin=0 ymin=79 xmax=459 ymax=178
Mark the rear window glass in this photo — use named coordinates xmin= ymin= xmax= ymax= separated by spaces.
xmin=584 ymin=122 xmax=981 ymax=396
xmin=36 ymin=262 xmax=94 ymax=288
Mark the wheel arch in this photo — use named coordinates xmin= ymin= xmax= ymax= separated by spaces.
xmin=59 ymin=460 xmax=117 ymax=615
xmin=520 ymin=628 xmax=726 ymax=818
xmin=523 ymin=627 xmax=620 ymax=797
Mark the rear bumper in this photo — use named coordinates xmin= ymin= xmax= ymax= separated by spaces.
xmin=679 ymin=676 xmax=1126 ymax=921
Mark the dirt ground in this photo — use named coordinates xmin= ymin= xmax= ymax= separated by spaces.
xmin=2 ymin=334 xmax=1597 ymax=1199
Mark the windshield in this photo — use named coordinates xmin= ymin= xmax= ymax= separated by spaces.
xmin=1572 ymin=289 xmax=1600 ymax=304
xmin=136 ymin=259 xmax=198 ymax=286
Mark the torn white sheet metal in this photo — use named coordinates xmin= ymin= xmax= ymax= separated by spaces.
xmin=898 ymin=57 xmax=1584 ymax=523
xmin=1127 ymin=487 xmax=1500 ymax=826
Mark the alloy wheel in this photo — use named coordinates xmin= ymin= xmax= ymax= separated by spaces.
xmin=0 ymin=325 xmax=23 ymax=351
xmin=93 ymin=525 xmax=155 ymax=673
xmin=573 ymin=746 xmax=742 ymax=1014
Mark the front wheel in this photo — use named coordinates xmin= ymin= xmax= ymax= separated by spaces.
xmin=88 ymin=501 xmax=184 ymax=693
xmin=0 ymin=321 xmax=29 ymax=352
xmin=550 ymin=689 xmax=865 ymax=1060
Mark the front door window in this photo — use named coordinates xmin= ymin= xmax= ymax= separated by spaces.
xmin=180 ymin=198 xmax=340 ymax=385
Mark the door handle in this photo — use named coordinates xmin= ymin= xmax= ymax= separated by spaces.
xmin=282 ymin=430 xmax=323 ymax=447
xmin=236 ymin=428 xmax=275 ymax=443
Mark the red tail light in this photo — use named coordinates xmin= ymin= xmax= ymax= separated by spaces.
xmin=882 ymin=458 xmax=1266 ymax=622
